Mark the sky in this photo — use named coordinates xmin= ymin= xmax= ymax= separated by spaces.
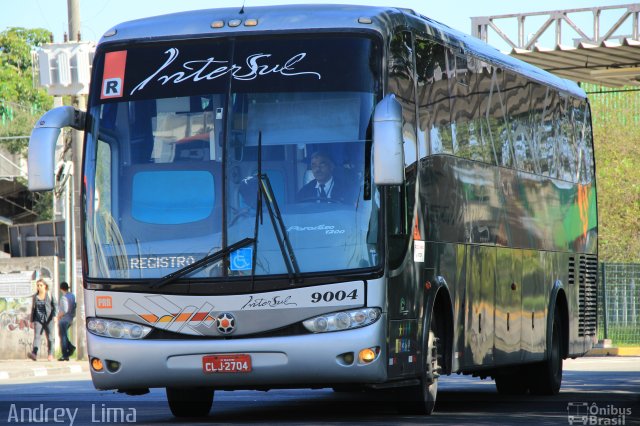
xmin=0 ymin=0 xmax=631 ymax=51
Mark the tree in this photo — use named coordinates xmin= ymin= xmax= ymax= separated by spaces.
xmin=0 ymin=27 xmax=54 ymax=222
xmin=0 ymin=27 xmax=53 ymax=154
xmin=585 ymin=83 xmax=640 ymax=262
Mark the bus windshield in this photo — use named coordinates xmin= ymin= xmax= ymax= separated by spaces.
xmin=83 ymin=35 xmax=381 ymax=280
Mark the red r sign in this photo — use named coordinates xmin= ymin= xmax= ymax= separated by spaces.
xmin=101 ymin=50 xmax=127 ymax=99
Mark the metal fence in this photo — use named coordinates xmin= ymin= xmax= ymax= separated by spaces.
xmin=583 ymin=83 xmax=640 ymax=127
xmin=598 ymin=263 xmax=640 ymax=345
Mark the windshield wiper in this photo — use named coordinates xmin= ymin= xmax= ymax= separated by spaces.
xmin=150 ymin=237 xmax=255 ymax=289
xmin=258 ymin=172 xmax=301 ymax=281
xmin=252 ymin=131 xmax=301 ymax=284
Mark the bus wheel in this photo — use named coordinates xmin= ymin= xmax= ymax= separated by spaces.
xmin=528 ymin=307 xmax=563 ymax=395
xmin=494 ymin=371 xmax=528 ymax=395
xmin=166 ymin=386 xmax=214 ymax=417
xmin=401 ymin=326 xmax=440 ymax=415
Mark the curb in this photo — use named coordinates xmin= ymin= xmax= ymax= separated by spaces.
xmin=586 ymin=347 xmax=640 ymax=357
xmin=0 ymin=362 xmax=88 ymax=380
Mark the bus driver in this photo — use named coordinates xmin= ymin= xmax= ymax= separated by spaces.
xmin=296 ymin=152 xmax=356 ymax=204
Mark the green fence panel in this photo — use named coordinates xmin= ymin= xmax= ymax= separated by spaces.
xmin=598 ymin=262 xmax=640 ymax=345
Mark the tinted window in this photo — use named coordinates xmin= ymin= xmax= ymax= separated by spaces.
xmin=415 ymin=37 xmax=453 ymax=155
xmin=488 ymin=68 xmax=512 ymax=167
xmin=85 ymin=35 xmax=382 ymax=279
xmin=450 ymin=54 xmax=492 ymax=162
xmin=389 ymin=31 xmax=417 ymax=167
xmin=557 ymin=96 xmax=577 ymax=182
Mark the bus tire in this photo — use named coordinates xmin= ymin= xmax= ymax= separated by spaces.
xmin=528 ymin=307 xmax=563 ymax=395
xmin=400 ymin=322 xmax=440 ymax=415
xmin=166 ymin=386 xmax=214 ymax=417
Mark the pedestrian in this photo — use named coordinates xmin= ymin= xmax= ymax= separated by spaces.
xmin=28 ymin=278 xmax=57 ymax=361
xmin=57 ymin=282 xmax=76 ymax=361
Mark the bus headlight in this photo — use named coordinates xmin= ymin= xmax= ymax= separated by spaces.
xmin=87 ymin=317 xmax=152 ymax=339
xmin=302 ymin=308 xmax=381 ymax=333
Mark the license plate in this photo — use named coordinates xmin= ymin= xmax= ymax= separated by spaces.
xmin=202 ymin=354 xmax=252 ymax=373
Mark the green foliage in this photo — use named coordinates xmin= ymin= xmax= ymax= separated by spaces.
xmin=0 ymin=105 xmax=39 ymax=153
xmin=0 ymin=27 xmax=53 ymax=155
xmin=587 ymin=85 xmax=640 ymax=262
xmin=0 ymin=27 xmax=54 ymax=222
xmin=0 ymin=27 xmax=50 ymax=71
xmin=32 ymin=191 xmax=53 ymax=220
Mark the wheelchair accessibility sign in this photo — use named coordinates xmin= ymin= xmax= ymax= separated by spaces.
xmin=230 ymin=247 xmax=253 ymax=271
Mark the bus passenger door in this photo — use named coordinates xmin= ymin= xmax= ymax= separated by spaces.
xmin=494 ymin=248 xmax=523 ymax=364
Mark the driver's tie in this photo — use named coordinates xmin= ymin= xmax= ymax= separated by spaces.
xmin=319 ymin=183 xmax=327 ymax=199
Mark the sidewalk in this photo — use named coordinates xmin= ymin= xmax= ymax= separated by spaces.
xmin=0 ymin=358 xmax=89 ymax=381
xmin=586 ymin=347 xmax=640 ymax=357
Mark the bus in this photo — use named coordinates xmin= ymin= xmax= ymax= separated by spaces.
xmin=27 ymin=4 xmax=598 ymax=416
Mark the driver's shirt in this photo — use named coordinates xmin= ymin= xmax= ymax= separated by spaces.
xmin=314 ymin=177 xmax=335 ymax=198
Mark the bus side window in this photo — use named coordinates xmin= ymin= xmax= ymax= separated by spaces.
xmin=476 ymin=62 xmax=498 ymax=165
xmin=532 ymin=84 xmax=555 ymax=177
xmin=482 ymin=67 xmax=512 ymax=167
xmin=557 ymin=96 xmax=578 ymax=182
xmin=505 ymin=72 xmax=537 ymax=173
xmin=416 ymin=38 xmax=453 ymax=156
xmin=387 ymin=30 xmax=417 ymax=268
xmin=573 ymin=100 xmax=592 ymax=184
xmin=389 ymin=30 xmax=418 ymax=168
xmin=546 ymin=89 xmax=560 ymax=179
xmin=581 ymin=103 xmax=595 ymax=184
xmin=449 ymin=52 xmax=489 ymax=163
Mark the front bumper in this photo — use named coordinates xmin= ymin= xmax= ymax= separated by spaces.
xmin=88 ymin=314 xmax=387 ymax=390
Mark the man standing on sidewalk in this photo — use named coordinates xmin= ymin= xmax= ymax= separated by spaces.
xmin=57 ymin=282 xmax=76 ymax=361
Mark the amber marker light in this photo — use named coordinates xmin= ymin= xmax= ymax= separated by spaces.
xmin=210 ymin=21 xmax=224 ymax=29
xmin=244 ymin=19 xmax=258 ymax=26
xmin=359 ymin=347 xmax=378 ymax=363
xmin=91 ymin=358 xmax=104 ymax=371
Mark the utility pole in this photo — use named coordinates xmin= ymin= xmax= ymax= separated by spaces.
xmin=67 ymin=0 xmax=86 ymax=361
xmin=67 ymin=0 xmax=80 ymax=42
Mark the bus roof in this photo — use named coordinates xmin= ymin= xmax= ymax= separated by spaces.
xmin=100 ymin=4 xmax=397 ymax=42
xmin=407 ymin=11 xmax=586 ymax=99
xmin=100 ymin=4 xmax=585 ymax=99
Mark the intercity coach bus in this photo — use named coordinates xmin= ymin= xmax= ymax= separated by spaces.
xmin=27 ymin=4 xmax=597 ymax=416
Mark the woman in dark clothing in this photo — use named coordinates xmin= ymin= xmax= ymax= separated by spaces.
xmin=28 ymin=279 xmax=57 ymax=361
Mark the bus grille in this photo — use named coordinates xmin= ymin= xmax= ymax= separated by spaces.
xmin=568 ymin=257 xmax=576 ymax=286
xmin=578 ymin=255 xmax=598 ymax=337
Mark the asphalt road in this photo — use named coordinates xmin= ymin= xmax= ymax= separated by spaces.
xmin=0 ymin=357 xmax=637 ymax=425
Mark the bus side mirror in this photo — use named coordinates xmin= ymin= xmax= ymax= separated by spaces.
xmin=28 ymin=106 xmax=86 ymax=191
xmin=373 ymin=94 xmax=404 ymax=185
